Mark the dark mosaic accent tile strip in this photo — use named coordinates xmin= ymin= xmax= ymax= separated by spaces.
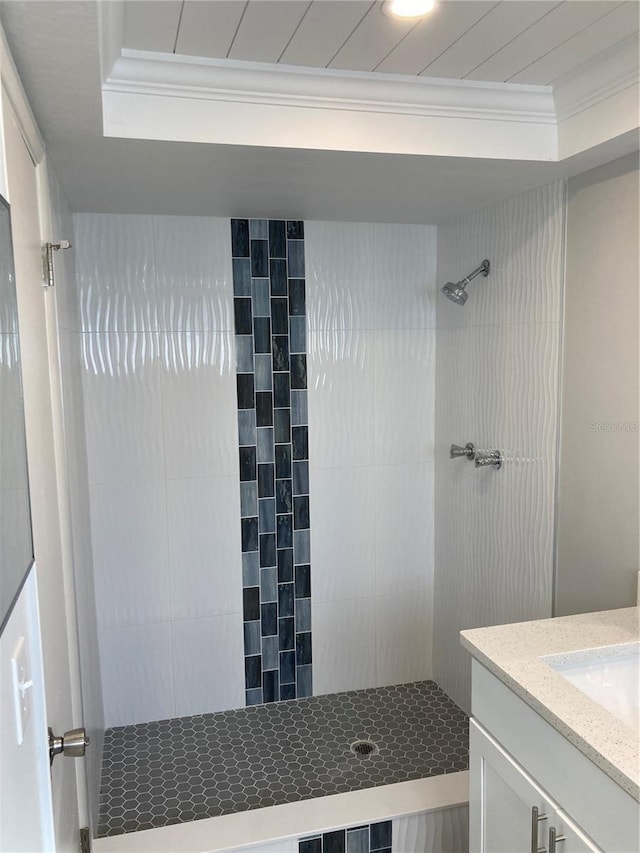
xmin=232 ymin=218 xmax=312 ymax=704
xmin=300 ymin=820 xmax=392 ymax=853
xmin=97 ymin=681 xmax=468 ymax=838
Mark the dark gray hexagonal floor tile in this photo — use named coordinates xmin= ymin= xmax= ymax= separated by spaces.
xmin=97 ymin=679 xmax=468 ymax=839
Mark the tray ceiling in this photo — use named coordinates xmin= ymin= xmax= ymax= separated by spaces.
xmin=0 ymin=0 xmax=637 ymax=221
xmin=122 ymin=0 xmax=639 ymax=86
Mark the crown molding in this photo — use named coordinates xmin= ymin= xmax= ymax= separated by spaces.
xmin=100 ymin=32 xmax=638 ymax=164
xmin=554 ymin=36 xmax=639 ymax=160
xmin=553 ymin=35 xmax=639 ymax=123
xmin=102 ymin=50 xmax=558 ymax=161
xmin=106 ymin=50 xmax=556 ymax=126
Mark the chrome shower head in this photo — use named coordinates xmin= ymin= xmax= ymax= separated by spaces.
xmin=441 ymin=281 xmax=469 ymax=305
xmin=441 ymin=259 xmax=490 ymax=306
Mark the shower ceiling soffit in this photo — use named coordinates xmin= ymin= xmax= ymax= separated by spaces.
xmin=99 ymin=6 xmax=639 ymax=164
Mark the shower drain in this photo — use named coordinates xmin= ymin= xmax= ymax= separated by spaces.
xmin=350 ymin=739 xmax=379 ymax=757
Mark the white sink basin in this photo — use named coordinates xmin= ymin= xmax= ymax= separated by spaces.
xmin=543 ymin=642 xmax=639 ymax=731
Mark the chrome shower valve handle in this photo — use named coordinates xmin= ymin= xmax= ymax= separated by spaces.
xmin=475 ymin=450 xmax=503 ymax=469
xmin=450 ymin=442 xmax=475 ymax=460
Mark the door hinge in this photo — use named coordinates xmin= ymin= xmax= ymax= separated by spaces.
xmin=43 ymin=240 xmax=71 ymax=287
xmin=80 ymin=826 xmax=91 ymax=853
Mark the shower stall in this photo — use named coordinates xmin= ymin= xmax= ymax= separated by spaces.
xmin=60 ymin=180 xmax=565 ymax=850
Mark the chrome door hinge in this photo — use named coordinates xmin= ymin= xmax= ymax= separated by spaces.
xmin=43 ymin=240 xmax=71 ymax=287
xmin=80 ymin=826 xmax=91 ymax=853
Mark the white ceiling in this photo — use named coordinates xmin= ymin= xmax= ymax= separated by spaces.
xmin=0 ymin=1 xmax=638 ymax=222
xmin=122 ymin=1 xmax=639 ymax=85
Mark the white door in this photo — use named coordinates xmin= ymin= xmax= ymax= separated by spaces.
xmin=2 ymin=97 xmax=88 ymax=850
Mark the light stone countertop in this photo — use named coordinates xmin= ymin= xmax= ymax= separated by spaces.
xmin=460 ymin=607 xmax=640 ymax=801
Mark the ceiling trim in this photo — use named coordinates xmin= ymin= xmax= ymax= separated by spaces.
xmin=553 ymin=35 xmax=639 ymax=123
xmin=106 ymin=50 xmax=556 ymax=126
xmin=98 ymin=15 xmax=638 ymax=166
xmin=102 ymin=50 xmax=558 ymax=162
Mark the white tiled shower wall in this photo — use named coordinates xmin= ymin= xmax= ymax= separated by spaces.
xmin=306 ymin=222 xmax=437 ymax=693
xmin=433 ymin=180 xmax=565 ymax=712
xmin=74 ymin=215 xmax=245 ymax=727
xmin=74 ymin=215 xmax=437 ymax=727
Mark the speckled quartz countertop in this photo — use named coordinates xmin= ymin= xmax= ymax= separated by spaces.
xmin=461 ymin=607 xmax=639 ymax=801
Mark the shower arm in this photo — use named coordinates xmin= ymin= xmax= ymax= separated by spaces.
xmin=459 ymin=260 xmax=490 ymax=287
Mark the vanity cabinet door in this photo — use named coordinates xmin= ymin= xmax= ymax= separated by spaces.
xmin=470 ymin=720 xmax=602 ymax=853
xmin=550 ymin=810 xmax=604 ymax=853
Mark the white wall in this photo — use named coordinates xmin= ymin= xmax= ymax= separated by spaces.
xmin=556 ymin=153 xmax=639 ymax=615
xmin=306 ymin=222 xmax=437 ymax=694
xmin=73 ymin=214 xmax=245 ymax=728
xmin=433 ymin=181 xmax=565 ymax=712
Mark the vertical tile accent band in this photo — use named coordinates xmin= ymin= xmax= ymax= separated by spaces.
xmin=231 ymin=218 xmax=312 ymax=706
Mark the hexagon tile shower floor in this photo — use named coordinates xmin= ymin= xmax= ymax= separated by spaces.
xmin=98 ymin=680 xmax=468 ymax=837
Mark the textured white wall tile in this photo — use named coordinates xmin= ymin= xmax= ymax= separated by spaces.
xmin=167 ymin=476 xmax=242 ymax=620
xmin=81 ymin=331 xmax=165 ymax=485
xmin=154 ymin=216 xmax=234 ymax=332
xmin=393 ymin=806 xmax=469 ymax=853
xmin=372 ymin=223 xmax=438 ymax=330
xmin=437 ymin=191 xmax=516 ymax=333
xmin=504 ymin=181 xmax=565 ymax=326
xmin=305 ymin=221 xmax=375 ymax=331
xmin=312 ymin=598 xmax=377 ymax=695
xmin=309 ymin=466 xmax=375 ymax=603
xmin=373 ymin=329 xmax=436 ymax=465
xmin=99 ymin=622 xmax=175 ymax=727
xmin=74 ymin=214 xmax=158 ymax=333
xmin=172 ymin=615 xmax=244 ymax=716
xmin=90 ymin=479 xmax=171 ymax=629
xmin=78 ymin=214 xmax=241 ymax=724
xmin=307 ymin=329 xmax=375 ymax=469
xmin=375 ymin=591 xmax=431 ymax=686
xmin=374 ymin=462 xmax=433 ymax=599
xmin=307 ymin=220 xmax=437 ymax=695
xmin=437 ymin=181 xmax=565 ymax=332
xmin=434 ymin=181 xmax=563 ymax=712
xmin=160 ymin=330 xmax=238 ymax=479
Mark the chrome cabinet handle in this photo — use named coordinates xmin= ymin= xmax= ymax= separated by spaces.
xmin=450 ymin=442 xmax=475 ymax=460
xmin=531 ymin=806 xmax=548 ymax=853
xmin=548 ymin=827 xmax=566 ymax=852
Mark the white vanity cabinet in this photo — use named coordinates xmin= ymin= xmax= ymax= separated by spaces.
xmin=470 ymin=720 xmax=600 ymax=852
xmin=468 ymin=661 xmax=639 ymax=853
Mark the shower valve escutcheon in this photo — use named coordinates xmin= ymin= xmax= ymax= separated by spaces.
xmin=450 ymin=443 xmax=475 ymax=460
xmin=475 ymin=450 xmax=503 ymax=470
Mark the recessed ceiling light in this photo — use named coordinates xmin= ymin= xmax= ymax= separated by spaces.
xmin=383 ymin=0 xmax=436 ymax=19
